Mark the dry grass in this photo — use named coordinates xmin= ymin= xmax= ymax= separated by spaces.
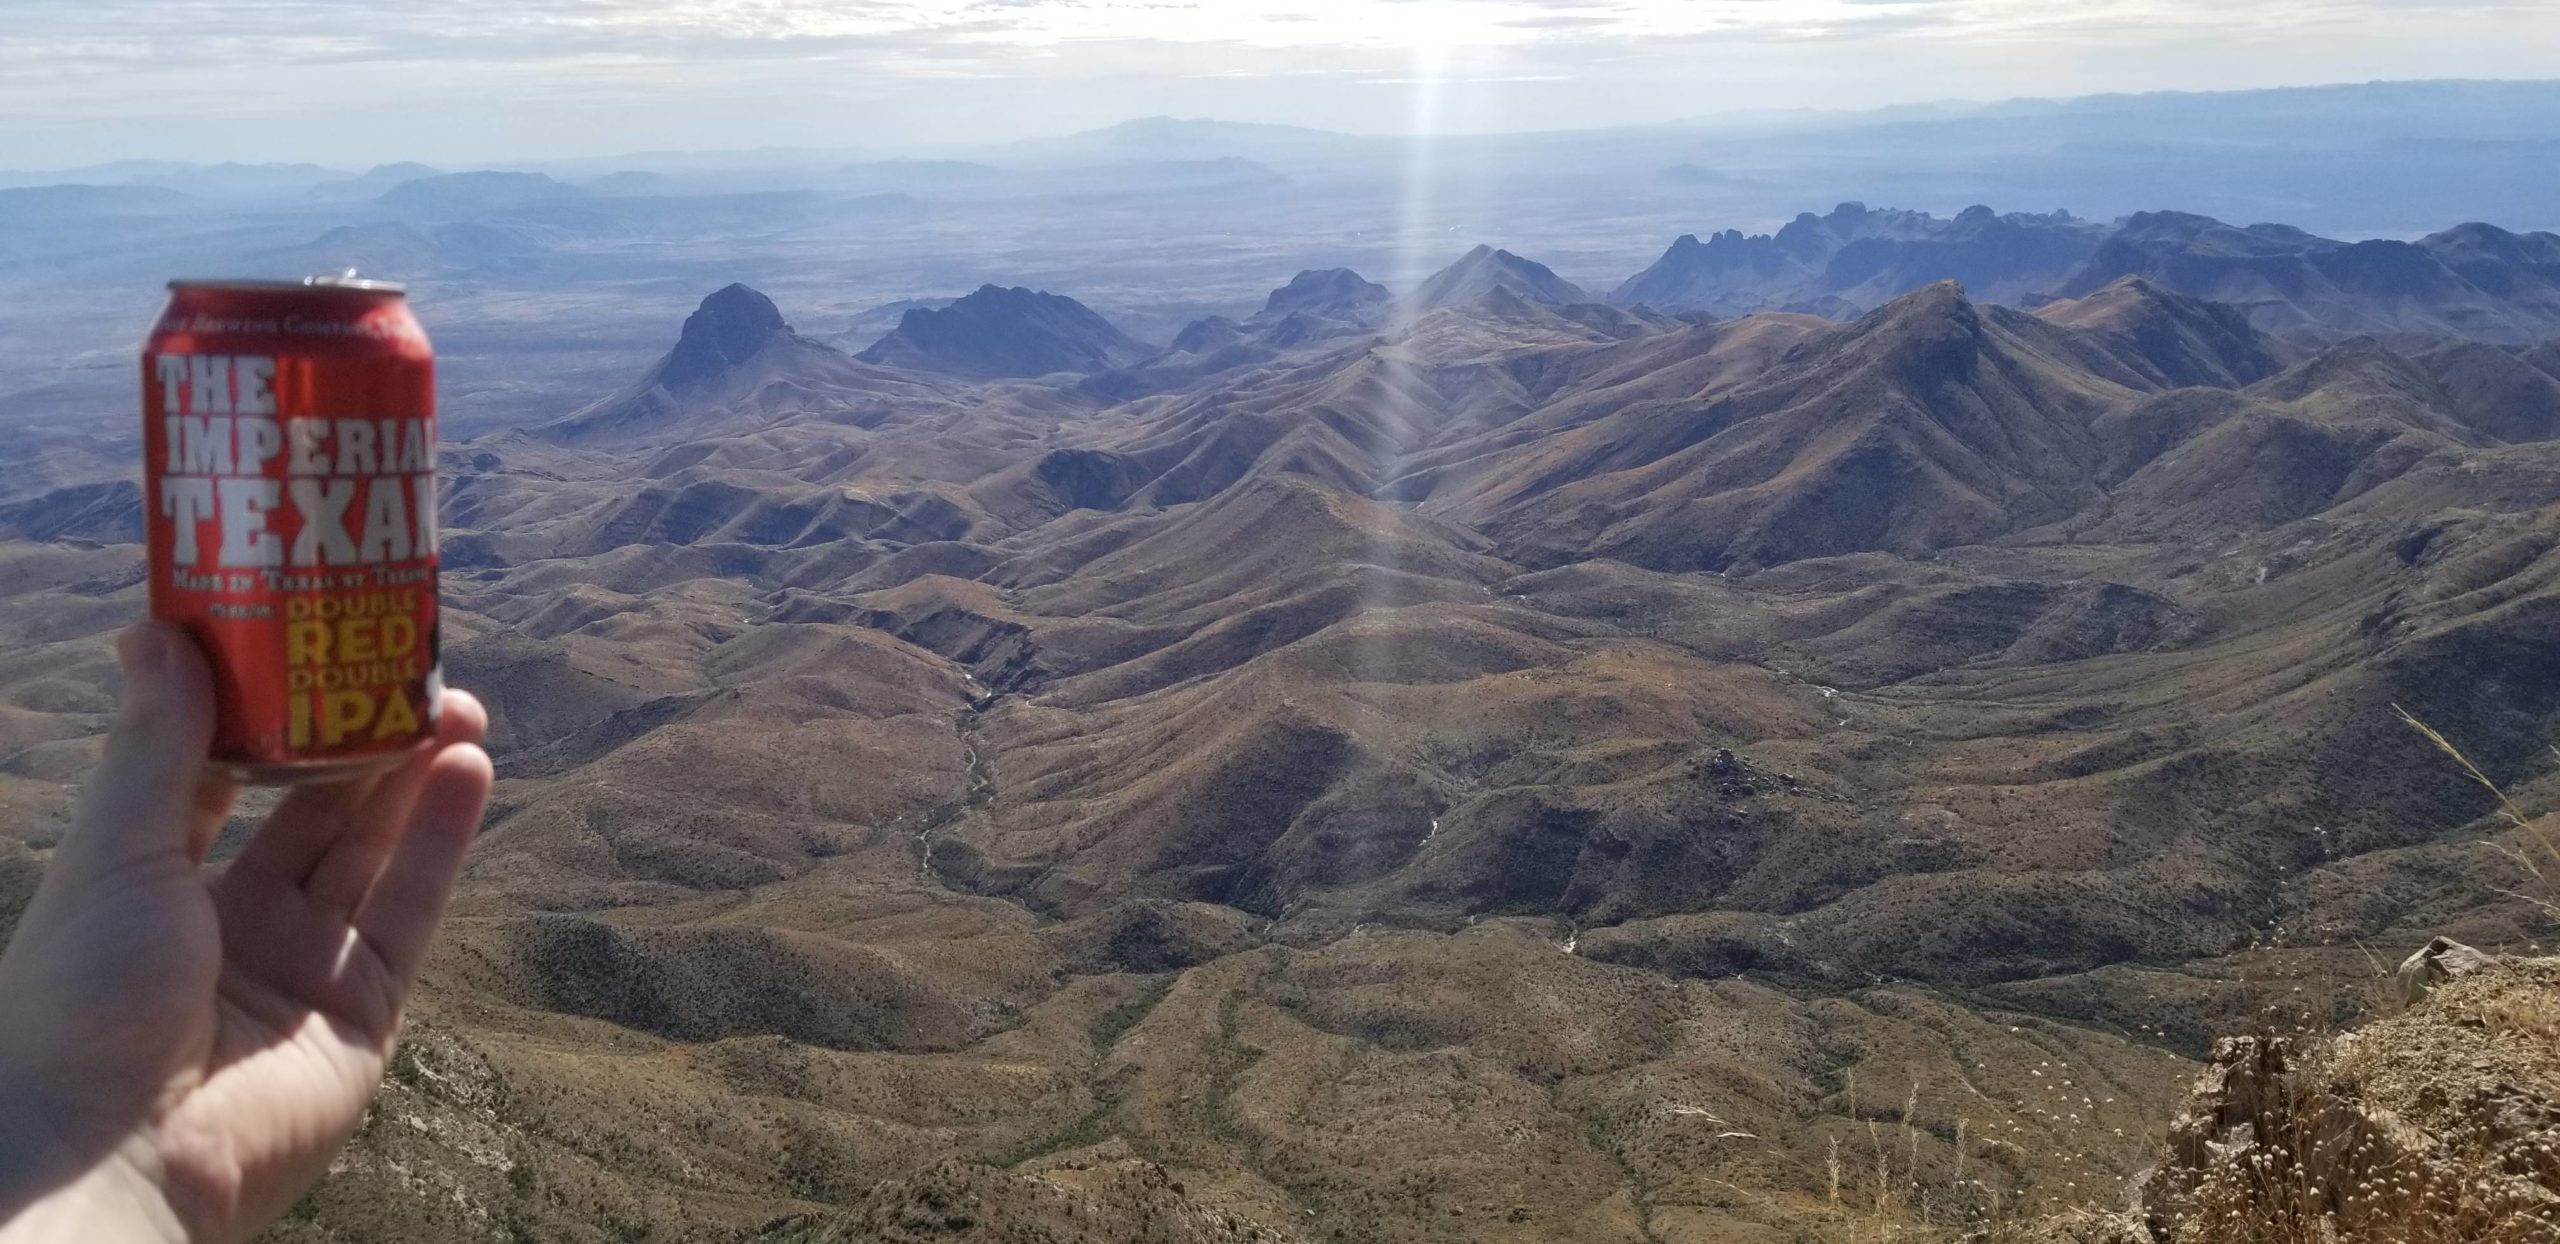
xmin=2394 ymin=703 xmax=2560 ymax=919
xmin=2130 ymin=712 xmax=2560 ymax=1244
xmin=2168 ymin=1040 xmax=2556 ymax=1243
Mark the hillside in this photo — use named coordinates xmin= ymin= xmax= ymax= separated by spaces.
xmin=858 ymin=285 xmax=1157 ymax=379
xmin=2014 ymin=948 xmax=2560 ymax=1242
xmin=0 ymin=207 xmax=2557 ymax=1242
xmin=2058 ymin=211 xmax=2560 ymax=343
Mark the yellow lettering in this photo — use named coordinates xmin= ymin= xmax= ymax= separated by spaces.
xmin=321 ymin=690 xmax=374 ymax=746
xmin=371 ymin=694 xmax=419 ymax=741
xmin=340 ymin=618 xmax=379 ymax=662
xmin=286 ymin=620 xmax=330 ymax=665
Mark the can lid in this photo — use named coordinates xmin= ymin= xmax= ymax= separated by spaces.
xmin=168 ymin=271 xmax=407 ymax=295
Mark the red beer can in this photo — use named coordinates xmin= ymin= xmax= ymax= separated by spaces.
xmin=142 ymin=276 xmax=442 ymax=783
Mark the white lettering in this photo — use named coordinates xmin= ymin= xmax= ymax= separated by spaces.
xmin=288 ymin=418 xmax=331 ymax=476
xmin=286 ymin=478 xmax=359 ymax=566
xmin=411 ymin=474 xmax=437 ymax=556
xmin=357 ymin=479 xmax=412 ymax=563
xmin=401 ymin=421 xmax=433 ymax=474
xmin=214 ymin=478 xmax=281 ymax=567
xmin=154 ymin=356 xmax=188 ymax=416
xmin=176 ymin=416 xmax=232 ymax=475
xmin=237 ymin=416 xmax=281 ymax=468
xmin=159 ymin=478 xmax=215 ymax=565
xmin=334 ymin=420 xmax=376 ymax=475
xmin=189 ymin=356 xmax=231 ymax=416
xmin=234 ymin=356 xmax=276 ymax=416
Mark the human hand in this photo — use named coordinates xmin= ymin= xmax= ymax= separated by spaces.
xmin=0 ymin=621 xmax=492 ymax=1243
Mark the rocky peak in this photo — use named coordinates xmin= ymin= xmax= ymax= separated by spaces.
xmin=857 ymin=283 xmax=1153 ymax=379
xmin=661 ymin=283 xmax=792 ymax=389
xmin=1408 ymin=245 xmax=1592 ymax=312
xmin=1262 ymin=268 xmax=1389 ymax=318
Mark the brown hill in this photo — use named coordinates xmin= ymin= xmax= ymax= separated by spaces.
xmin=2032 ymin=276 xmax=2285 ymax=389
xmin=3 ymin=243 xmax=2559 ymax=1244
xmin=1446 ymin=282 xmax=2144 ymax=571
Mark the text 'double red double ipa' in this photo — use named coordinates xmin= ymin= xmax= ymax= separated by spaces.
xmin=142 ymin=277 xmax=443 ymax=783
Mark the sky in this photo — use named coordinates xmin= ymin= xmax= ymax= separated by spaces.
xmin=1 ymin=0 xmax=2555 ymax=167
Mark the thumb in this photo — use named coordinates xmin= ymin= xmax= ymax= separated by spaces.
xmin=54 ymin=622 xmax=222 ymax=882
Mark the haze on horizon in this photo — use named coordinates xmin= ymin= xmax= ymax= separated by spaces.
xmin=4 ymin=0 xmax=2556 ymax=168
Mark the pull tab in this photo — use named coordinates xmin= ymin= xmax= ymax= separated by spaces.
xmin=304 ymin=270 xmax=406 ymax=293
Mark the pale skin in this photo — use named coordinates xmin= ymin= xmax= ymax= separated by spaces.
xmin=0 ymin=621 xmax=493 ymax=1243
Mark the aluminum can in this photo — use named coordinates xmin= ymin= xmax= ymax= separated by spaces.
xmin=143 ymin=276 xmax=441 ymax=783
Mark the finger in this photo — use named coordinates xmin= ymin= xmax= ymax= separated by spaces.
xmin=432 ymin=688 xmax=491 ymax=749
xmin=219 ymin=690 xmax=487 ymax=899
xmin=217 ymin=771 xmax=387 ymax=895
xmin=352 ymin=743 xmax=492 ymax=991
xmin=185 ymin=770 xmax=239 ymax=865
xmin=303 ymin=691 xmax=489 ymax=915
xmin=55 ymin=622 xmax=225 ymax=883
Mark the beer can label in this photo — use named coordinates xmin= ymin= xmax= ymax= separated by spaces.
xmin=143 ymin=292 xmax=440 ymax=772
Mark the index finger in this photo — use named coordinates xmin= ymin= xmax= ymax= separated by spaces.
xmin=52 ymin=623 xmax=223 ymax=887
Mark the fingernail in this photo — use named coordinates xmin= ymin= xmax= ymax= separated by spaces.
xmin=117 ymin=624 xmax=168 ymax=679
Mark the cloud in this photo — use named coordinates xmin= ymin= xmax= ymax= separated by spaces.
xmin=0 ymin=0 xmax=2550 ymax=162
xmin=0 ymin=0 xmax=2540 ymax=67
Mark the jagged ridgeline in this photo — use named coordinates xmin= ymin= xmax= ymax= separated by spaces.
xmin=0 ymin=202 xmax=2557 ymax=1243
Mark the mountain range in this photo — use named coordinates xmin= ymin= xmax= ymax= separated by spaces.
xmin=1 ymin=196 xmax=2557 ymax=1241
xmin=1611 ymin=203 xmax=2560 ymax=345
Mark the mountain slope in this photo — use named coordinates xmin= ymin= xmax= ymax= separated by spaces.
xmin=2033 ymin=275 xmax=2287 ymax=388
xmin=1447 ymin=282 xmax=2143 ymax=571
xmin=542 ymin=283 xmax=932 ymax=447
xmin=860 ymin=285 xmax=1156 ymax=379
xmin=11 ymin=213 xmax=2560 ymax=1244
xmin=2059 ymin=211 xmax=2560 ymax=343
xmin=1407 ymin=245 xmax=1593 ymax=313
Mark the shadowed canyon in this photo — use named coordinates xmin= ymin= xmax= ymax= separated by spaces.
xmin=4 ymin=179 xmax=2560 ymax=1241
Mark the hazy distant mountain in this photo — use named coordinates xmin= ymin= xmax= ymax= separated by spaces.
xmin=825 ymin=297 xmax=959 ymax=349
xmin=902 ymin=156 xmax=1290 ymax=200
xmin=1166 ymin=268 xmax=1390 ymax=355
xmin=859 ymin=285 xmax=1155 ymax=379
xmin=308 ymin=162 xmax=442 ymax=202
xmin=377 ymin=170 xmax=585 ymax=217
xmin=130 ymin=161 xmax=345 ymax=199
xmin=260 ymin=221 xmax=552 ymax=281
xmin=1072 ymin=158 xmax=1290 ymax=194
xmin=1263 ymin=268 xmax=1390 ymax=318
xmin=1126 ymin=268 xmax=1392 ymax=395
xmin=1409 ymin=245 xmax=1593 ymax=313
xmin=585 ymin=170 xmax=682 ymax=197
xmin=2059 ymin=211 xmax=2560 ymax=343
xmin=0 ymin=159 xmax=194 ymax=189
xmin=829 ymin=160 xmax=1009 ymax=195
xmin=0 ymin=183 xmax=189 ymax=221
xmin=1016 ymin=116 xmax=1368 ymax=166
xmin=1614 ymin=202 xmax=2105 ymax=316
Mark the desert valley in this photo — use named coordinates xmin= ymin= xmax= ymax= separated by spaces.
xmin=1 ymin=84 xmax=2559 ymax=1242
